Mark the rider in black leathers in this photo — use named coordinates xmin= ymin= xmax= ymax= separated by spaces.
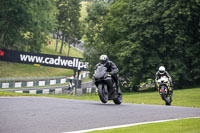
xmin=95 ymin=55 xmax=122 ymax=95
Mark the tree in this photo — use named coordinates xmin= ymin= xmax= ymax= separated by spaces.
xmin=83 ymin=0 xmax=109 ymax=74
xmin=0 ymin=0 xmax=57 ymax=52
xmin=56 ymin=0 xmax=81 ymax=55
xmin=84 ymin=0 xmax=200 ymax=90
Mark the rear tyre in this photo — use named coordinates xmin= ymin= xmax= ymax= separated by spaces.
xmin=113 ymin=94 xmax=122 ymax=105
xmin=98 ymin=84 xmax=108 ymax=103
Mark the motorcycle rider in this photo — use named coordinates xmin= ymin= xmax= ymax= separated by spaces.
xmin=95 ymin=55 xmax=122 ymax=95
xmin=155 ymin=66 xmax=173 ymax=95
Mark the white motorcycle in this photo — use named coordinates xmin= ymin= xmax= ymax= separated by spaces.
xmin=157 ymin=76 xmax=172 ymax=105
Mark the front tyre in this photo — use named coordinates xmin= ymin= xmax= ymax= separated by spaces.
xmin=98 ymin=84 xmax=108 ymax=103
xmin=160 ymin=86 xmax=166 ymax=100
xmin=113 ymin=94 xmax=122 ymax=105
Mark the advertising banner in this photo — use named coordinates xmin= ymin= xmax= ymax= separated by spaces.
xmin=0 ymin=49 xmax=88 ymax=71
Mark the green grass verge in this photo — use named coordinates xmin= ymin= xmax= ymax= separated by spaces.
xmin=86 ymin=118 xmax=200 ymax=133
xmin=50 ymin=87 xmax=200 ymax=108
xmin=0 ymin=61 xmax=74 ymax=77
xmin=1 ymin=87 xmax=200 ymax=108
xmin=123 ymin=87 xmax=200 ymax=108
xmin=41 ymin=38 xmax=83 ymax=57
xmin=0 ymin=91 xmax=40 ymax=96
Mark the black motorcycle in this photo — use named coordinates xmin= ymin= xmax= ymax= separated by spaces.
xmin=157 ymin=76 xmax=172 ymax=105
xmin=93 ymin=64 xmax=122 ymax=104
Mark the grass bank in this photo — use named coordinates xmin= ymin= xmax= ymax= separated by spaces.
xmin=0 ymin=91 xmax=39 ymax=96
xmin=0 ymin=87 xmax=200 ymax=108
xmin=87 ymin=118 xmax=200 ymax=133
xmin=80 ymin=1 xmax=90 ymax=22
xmin=49 ymin=87 xmax=200 ymax=108
xmin=123 ymin=87 xmax=200 ymax=108
xmin=0 ymin=61 xmax=74 ymax=77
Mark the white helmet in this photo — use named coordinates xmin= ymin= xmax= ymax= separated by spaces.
xmin=158 ymin=66 xmax=165 ymax=75
xmin=99 ymin=55 xmax=108 ymax=64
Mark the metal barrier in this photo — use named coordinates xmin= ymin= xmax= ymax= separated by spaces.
xmin=0 ymin=76 xmax=69 ymax=88
xmin=12 ymin=87 xmax=97 ymax=96
xmin=0 ymin=72 xmax=89 ymax=89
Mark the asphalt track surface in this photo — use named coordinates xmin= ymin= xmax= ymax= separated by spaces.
xmin=0 ymin=97 xmax=200 ymax=133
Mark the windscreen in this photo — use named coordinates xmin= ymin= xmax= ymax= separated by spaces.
xmin=94 ymin=65 xmax=107 ymax=79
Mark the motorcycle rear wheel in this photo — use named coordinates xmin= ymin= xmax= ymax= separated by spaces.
xmin=98 ymin=84 xmax=108 ymax=103
xmin=165 ymin=96 xmax=172 ymax=106
xmin=113 ymin=94 xmax=122 ymax=105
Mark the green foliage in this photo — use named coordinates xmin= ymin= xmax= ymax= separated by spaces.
xmin=0 ymin=0 xmax=57 ymax=52
xmin=84 ymin=0 xmax=200 ymax=90
xmin=56 ymin=0 xmax=82 ymax=54
xmin=83 ymin=1 xmax=109 ymax=75
xmin=80 ymin=1 xmax=90 ymax=22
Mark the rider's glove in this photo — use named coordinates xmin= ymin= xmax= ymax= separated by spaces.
xmin=108 ymin=71 xmax=114 ymax=75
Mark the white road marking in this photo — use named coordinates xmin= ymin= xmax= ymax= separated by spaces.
xmin=61 ymin=117 xmax=200 ymax=133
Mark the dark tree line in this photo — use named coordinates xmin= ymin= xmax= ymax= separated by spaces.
xmin=0 ymin=0 xmax=57 ymax=52
xmin=83 ymin=0 xmax=200 ymax=90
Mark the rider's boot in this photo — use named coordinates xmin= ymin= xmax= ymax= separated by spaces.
xmin=169 ymin=83 xmax=173 ymax=96
xmin=115 ymin=75 xmax=122 ymax=95
xmin=168 ymin=84 xmax=173 ymax=102
xmin=116 ymin=84 xmax=122 ymax=95
xmin=169 ymin=90 xmax=173 ymax=96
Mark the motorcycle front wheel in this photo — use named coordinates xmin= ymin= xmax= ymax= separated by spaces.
xmin=98 ymin=83 xmax=108 ymax=103
xmin=160 ymin=86 xmax=167 ymax=100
